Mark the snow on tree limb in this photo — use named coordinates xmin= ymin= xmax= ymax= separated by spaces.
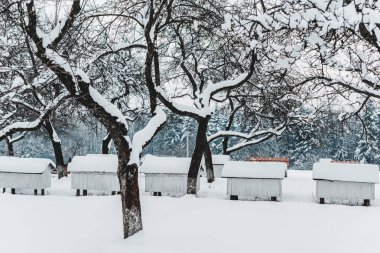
xmin=209 ymin=118 xmax=291 ymax=154
xmin=88 ymin=86 xmax=130 ymax=130
xmin=49 ymin=123 xmax=61 ymax=143
xmin=208 ymin=126 xmax=285 ymax=143
xmin=37 ymin=19 xmax=67 ymax=48
xmin=225 ymin=123 xmax=288 ymax=153
xmin=156 ymin=72 xmax=254 ymax=119
xmin=0 ymin=94 xmax=69 ymax=141
xmin=0 ymin=111 xmax=16 ymax=126
xmin=7 ymin=132 xmax=26 ymax=144
xmin=226 ymin=134 xmax=274 ymax=153
xmin=44 ymin=49 xmax=80 ymax=85
xmin=11 ymin=98 xmax=40 ymax=113
xmin=0 ymin=116 xmax=44 ymax=141
xmin=155 ymin=86 xmax=205 ymax=118
xmin=200 ymin=72 xmax=251 ymax=103
xmin=34 ymin=0 xmax=80 ymax=49
xmin=128 ymin=107 xmax=167 ymax=166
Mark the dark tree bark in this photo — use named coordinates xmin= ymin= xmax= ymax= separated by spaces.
xmin=102 ymin=133 xmax=112 ymax=154
xmin=203 ymin=141 xmax=215 ymax=183
xmin=187 ymin=116 xmax=213 ymax=193
xmin=43 ymin=118 xmax=65 ymax=179
xmin=117 ymin=157 xmax=142 ymax=237
xmin=5 ymin=136 xmax=14 ymax=156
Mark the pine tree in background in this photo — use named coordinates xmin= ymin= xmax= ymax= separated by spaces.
xmin=355 ymin=100 xmax=380 ymax=164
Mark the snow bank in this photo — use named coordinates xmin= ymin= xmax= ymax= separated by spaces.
xmin=222 ymin=161 xmax=286 ymax=179
xmin=312 ymin=162 xmax=379 ymax=183
xmin=2 ymin=171 xmax=380 ymax=253
xmin=0 ymin=156 xmax=55 ymax=173
xmin=212 ymin=155 xmax=230 ymax=165
xmin=68 ymin=155 xmax=118 ymax=173
xmin=139 ymin=155 xmax=191 ymax=174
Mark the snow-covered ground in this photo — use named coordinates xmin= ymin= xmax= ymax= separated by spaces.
xmin=1 ymin=170 xmax=380 ymax=253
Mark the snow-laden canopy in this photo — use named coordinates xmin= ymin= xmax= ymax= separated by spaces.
xmin=313 ymin=162 xmax=379 ymax=184
xmin=0 ymin=156 xmax=55 ymax=173
xmin=222 ymin=161 xmax=286 ymax=179
xmin=68 ymin=154 xmax=118 ymax=173
xmin=139 ymin=155 xmax=192 ymax=174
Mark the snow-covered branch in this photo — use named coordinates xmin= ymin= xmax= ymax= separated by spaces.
xmin=7 ymin=132 xmax=26 ymax=144
xmin=0 ymin=93 xmax=69 ymax=141
xmin=88 ymin=86 xmax=130 ymax=130
xmin=226 ymin=123 xmax=288 ymax=153
xmin=128 ymin=107 xmax=167 ymax=166
xmin=226 ymin=133 xmax=274 ymax=153
xmin=207 ymin=124 xmax=286 ymax=143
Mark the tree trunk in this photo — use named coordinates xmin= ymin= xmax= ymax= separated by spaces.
xmin=116 ymin=148 xmax=143 ymax=238
xmin=23 ymin=1 xmax=144 ymax=238
xmin=222 ymin=136 xmax=229 ymax=155
xmin=5 ymin=136 xmax=14 ymax=156
xmin=187 ymin=116 xmax=211 ymax=193
xmin=204 ymin=141 xmax=214 ymax=183
xmin=44 ymin=119 xmax=65 ymax=179
xmin=102 ymin=133 xmax=112 ymax=154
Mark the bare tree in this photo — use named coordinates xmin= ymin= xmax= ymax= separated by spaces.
xmin=3 ymin=0 xmax=167 ymax=238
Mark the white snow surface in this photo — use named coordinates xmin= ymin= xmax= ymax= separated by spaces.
xmin=222 ymin=161 xmax=286 ymax=179
xmin=68 ymin=155 xmax=118 ymax=173
xmin=313 ymin=162 xmax=380 ymax=184
xmin=212 ymin=154 xmax=230 ymax=165
xmin=2 ymin=171 xmax=380 ymax=253
xmin=139 ymin=155 xmax=191 ymax=174
xmin=0 ymin=156 xmax=55 ymax=173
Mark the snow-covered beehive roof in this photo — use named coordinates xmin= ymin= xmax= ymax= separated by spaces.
xmin=68 ymin=154 xmax=118 ymax=173
xmin=0 ymin=156 xmax=55 ymax=174
xmin=140 ymin=155 xmax=191 ymax=174
xmin=221 ymin=161 xmax=286 ymax=179
xmin=312 ymin=162 xmax=379 ymax=184
xmin=212 ymin=155 xmax=230 ymax=165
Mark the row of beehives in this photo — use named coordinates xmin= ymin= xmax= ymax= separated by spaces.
xmin=0 ymin=155 xmax=120 ymax=196
xmin=0 ymin=155 xmax=379 ymax=206
xmin=141 ymin=156 xmax=379 ymax=206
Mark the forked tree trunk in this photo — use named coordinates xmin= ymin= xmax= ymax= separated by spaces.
xmin=102 ymin=133 xmax=112 ymax=154
xmin=187 ymin=116 xmax=213 ymax=193
xmin=204 ymin=141 xmax=214 ymax=183
xmin=116 ymin=148 xmax=142 ymax=238
xmin=44 ymin=119 xmax=65 ymax=179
